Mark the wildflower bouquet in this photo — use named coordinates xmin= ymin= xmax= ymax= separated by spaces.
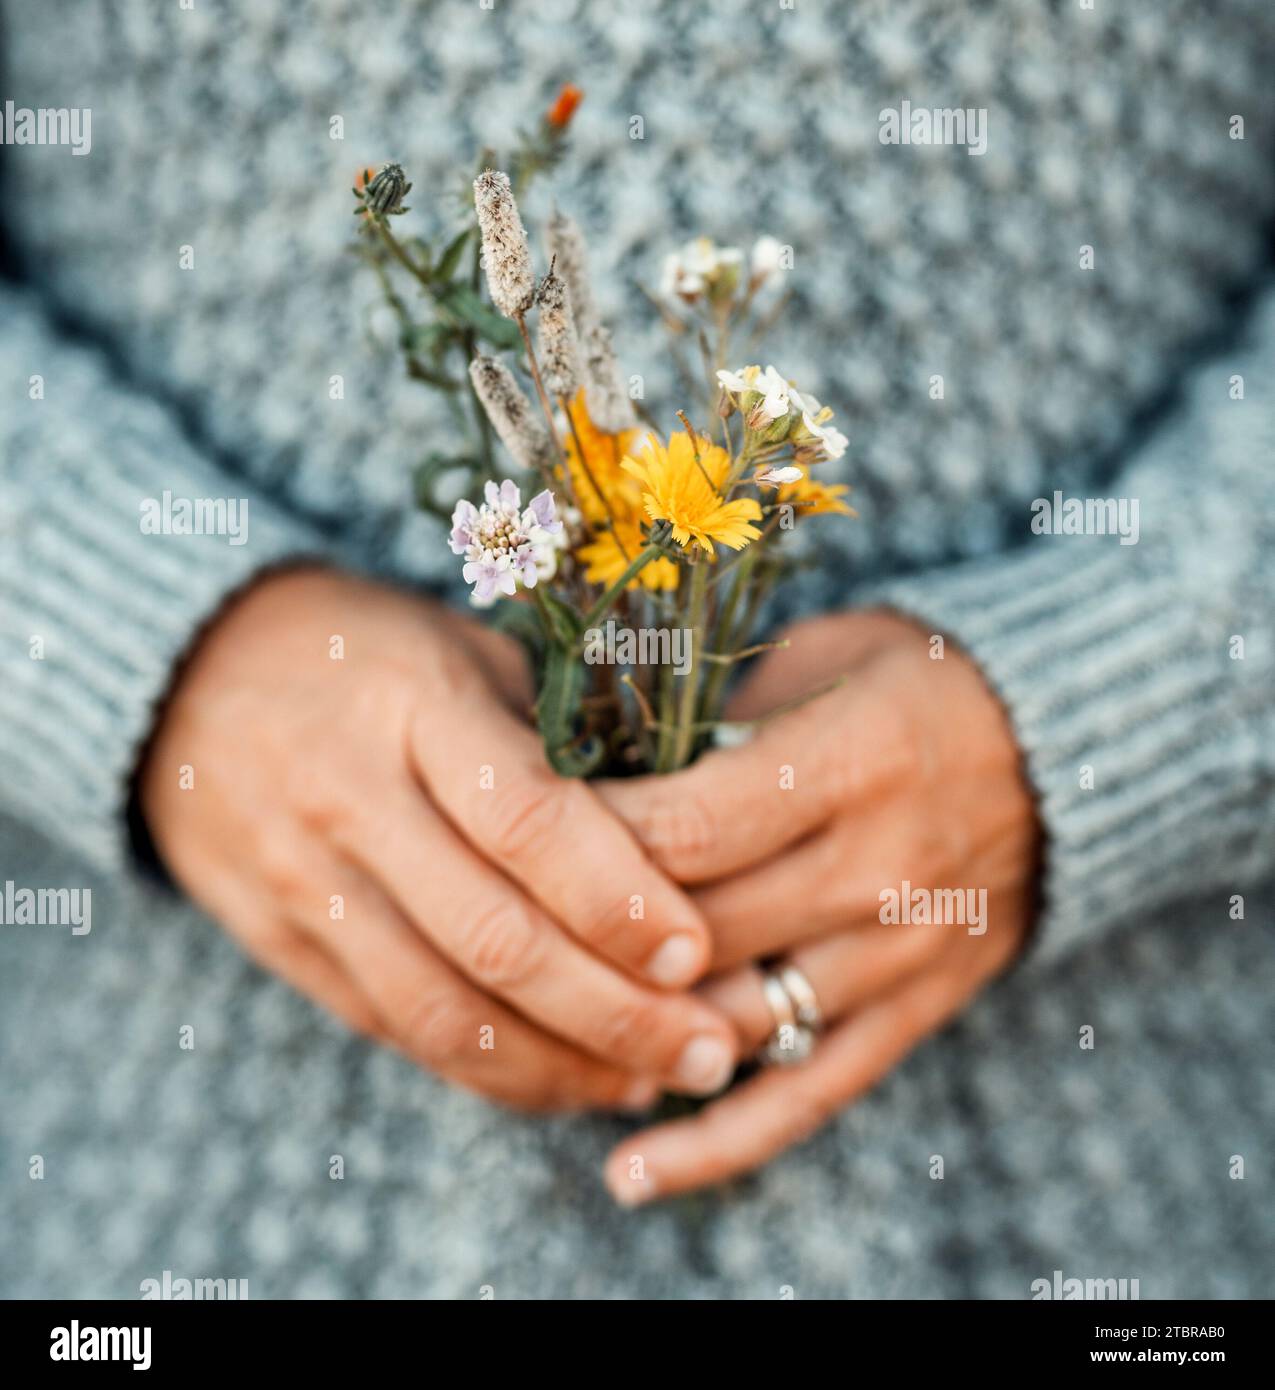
xmin=350 ymin=89 xmax=853 ymax=778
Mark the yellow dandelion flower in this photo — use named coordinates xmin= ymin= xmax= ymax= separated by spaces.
xmin=777 ymin=476 xmax=857 ymax=518
xmin=621 ymin=431 xmax=762 ymax=555
xmin=560 ymin=392 xmax=677 ymax=590
xmin=562 ymin=390 xmax=644 ymax=526
xmin=577 ymin=521 xmax=680 ymax=592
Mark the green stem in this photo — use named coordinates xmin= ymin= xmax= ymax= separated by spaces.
xmin=721 ymin=433 xmax=761 ymax=496
xmin=581 ymin=539 xmax=664 ymax=631
xmin=668 ymin=556 xmax=710 ymax=771
xmin=655 ymin=640 xmax=678 ymax=771
xmin=699 ymin=545 xmax=758 ymax=725
xmin=372 ymin=216 xmax=430 ymax=287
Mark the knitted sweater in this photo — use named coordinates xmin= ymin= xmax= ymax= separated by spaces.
xmin=1 ymin=0 xmax=1273 ymax=1298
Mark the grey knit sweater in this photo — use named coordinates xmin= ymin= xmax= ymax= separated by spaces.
xmin=2 ymin=0 xmax=1274 ymax=1298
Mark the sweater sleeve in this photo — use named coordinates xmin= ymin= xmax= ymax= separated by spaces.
xmin=859 ymin=286 xmax=1275 ymax=970
xmin=0 ymin=281 xmax=338 ymax=870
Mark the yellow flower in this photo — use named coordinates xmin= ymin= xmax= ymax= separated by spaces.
xmin=561 ymin=391 xmax=676 ymax=590
xmin=562 ymin=391 xmax=643 ymax=527
xmin=622 ymin=431 xmax=762 ymax=555
xmin=777 ymin=476 xmax=856 ymax=518
xmin=578 ymin=521 xmax=680 ymax=591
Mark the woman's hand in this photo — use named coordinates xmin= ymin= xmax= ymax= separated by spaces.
xmin=140 ymin=567 xmax=740 ymax=1112
xmin=598 ymin=609 xmax=1040 ymax=1200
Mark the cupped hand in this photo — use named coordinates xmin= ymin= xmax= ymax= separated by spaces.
xmin=140 ymin=567 xmax=740 ymax=1112
xmin=598 ymin=609 xmax=1040 ymax=1200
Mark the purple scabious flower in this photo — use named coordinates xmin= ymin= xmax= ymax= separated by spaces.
xmin=449 ymin=479 xmax=563 ymax=606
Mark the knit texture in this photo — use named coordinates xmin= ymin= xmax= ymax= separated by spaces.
xmin=2 ymin=0 xmax=1274 ymax=1297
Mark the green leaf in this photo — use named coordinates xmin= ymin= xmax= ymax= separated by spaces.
xmin=535 ymin=590 xmax=583 ymax=647
xmin=407 ymin=322 xmax=459 ymax=359
xmin=536 ymin=639 xmax=582 ymax=755
xmin=434 ymin=226 xmax=473 ymax=285
xmin=534 ymin=641 xmax=605 ymax=778
xmin=410 ymin=238 xmax=432 ymax=268
xmin=433 ymin=282 xmax=523 ymax=351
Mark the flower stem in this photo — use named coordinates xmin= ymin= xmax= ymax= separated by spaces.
xmin=676 ymin=409 xmax=721 ymax=496
xmin=667 ymin=555 xmax=710 ymax=771
xmin=581 ymin=537 xmax=664 ymax=631
xmin=372 ymin=216 xmax=429 ymax=286
xmin=698 ymin=544 xmax=757 ymax=725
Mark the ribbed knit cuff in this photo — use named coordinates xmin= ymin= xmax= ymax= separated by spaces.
xmin=860 ymin=536 xmax=1272 ymax=970
xmin=0 ymin=461 xmax=330 ymax=872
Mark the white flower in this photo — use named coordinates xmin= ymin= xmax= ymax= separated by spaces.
xmin=716 ymin=363 xmax=791 ymax=422
xmin=755 ymin=465 xmax=804 ymax=487
xmin=715 ymin=367 xmax=752 ymax=393
xmin=790 ymin=387 xmax=849 ymax=460
xmin=750 ymin=235 xmax=788 ymax=286
xmin=661 ymin=236 xmax=744 ymax=302
xmin=813 ymin=421 xmax=849 ymax=460
xmin=449 ymin=480 xmax=563 ymax=606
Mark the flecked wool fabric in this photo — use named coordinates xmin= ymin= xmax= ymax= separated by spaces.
xmin=1 ymin=0 xmax=1274 ymax=1297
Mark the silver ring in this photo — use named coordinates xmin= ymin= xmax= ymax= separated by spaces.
xmin=778 ymin=964 xmax=823 ymax=1030
xmin=760 ymin=969 xmax=816 ymax=1066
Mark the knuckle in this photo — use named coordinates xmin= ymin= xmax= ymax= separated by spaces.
xmin=299 ymin=768 xmax=392 ymax=852
xmin=895 ymin=818 xmax=964 ymax=882
xmin=284 ymin=758 xmax=338 ymax=832
xmin=577 ymin=891 xmax=639 ymax=955
xmin=634 ymin=787 xmax=719 ymax=873
xmin=593 ymin=997 xmax=660 ymax=1060
xmin=458 ymin=897 xmax=546 ymax=990
xmin=399 ymin=991 xmax=475 ymax=1067
xmin=486 ymin=775 xmax=566 ymax=862
xmin=255 ymin=830 xmax=311 ymax=906
xmin=826 ymin=699 xmax=918 ymax=808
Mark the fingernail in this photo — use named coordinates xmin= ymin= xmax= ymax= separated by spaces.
xmin=673 ymin=1035 xmax=735 ymax=1095
xmin=607 ymin=1164 xmax=657 ymax=1208
xmin=620 ymin=1078 xmax=661 ymax=1112
xmin=645 ymin=933 xmax=702 ymax=986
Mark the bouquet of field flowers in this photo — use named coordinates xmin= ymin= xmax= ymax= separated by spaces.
xmin=349 ymin=88 xmax=853 ymax=778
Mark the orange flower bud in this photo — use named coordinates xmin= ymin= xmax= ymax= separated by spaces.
xmin=547 ymin=84 xmax=583 ymax=130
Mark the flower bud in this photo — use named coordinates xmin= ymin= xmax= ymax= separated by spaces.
xmin=474 ymin=169 xmax=536 ymax=318
xmin=707 ymin=256 xmax=742 ymax=304
xmin=361 ymin=162 xmax=412 ymax=217
xmin=536 ymin=270 xmax=582 ymax=399
xmin=469 ymin=355 xmax=554 ymax=473
xmin=546 ymin=83 xmax=584 ymax=131
xmin=745 ymin=398 xmax=793 ymax=444
xmin=544 ymin=209 xmax=598 ymax=336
